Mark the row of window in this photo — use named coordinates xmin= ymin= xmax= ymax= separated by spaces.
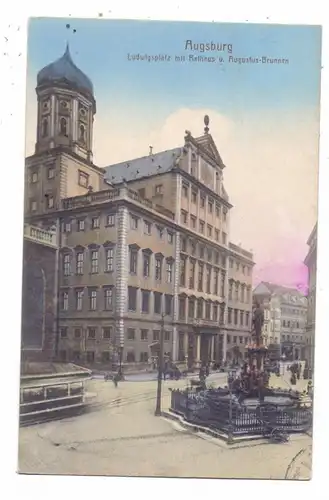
xmin=181 ymin=183 xmax=228 ymax=218
xmin=281 ymin=334 xmax=304 ymax=342
xmin=228 ymin=280 xmax=252 ymax=303
xmin=178 ymin=296 xmax=225 ymax=323
xmin=227 ymin=308 xmax=251 ymax=327
xmin=62 ymin=213 xmax=116 ymax=233
xmin=41 ymin=115 xmax=87 ymax=142
xmin=181 ymin=214 xmax=227 ymax=245
xmin=281 ymin=319 xmax=303 ymax=329
xmin=180 ymin=259 xmax=225 ymax=295
xmin=181 ymin=240 xmax=226 ymax=267
xmin=128 ymin=288 xmax=173 ymax=315
xmin=227 ymin=335 xmax=250 ymax=345
xmin=60 ymin=326 xmax=112 ymax=339
xmin=62 ymin=244 xmax=175 ymax=281
xmin=30 ymin=166 xmax=55 ymax=184
xmin=30 ymin=195 xmax=54 ymax=212
xmin=180 ymin=210 xmax=227 ymax=243
xmin=129 ymin=247 xmax=174 ymax=282
xmin=281 ymin=307 xmax=306 ymax=316
xmin=58 ymin=349 xmax=150 ymax=364
xmin=229 ymin=258 xmax=251 ymax=276
xmin=63 ymin=246 xmax=115 ymax=276
xmin=130 ymin=214 xmax=174 ymax=242
xmin=61 ymin=212 xmax=175 ymax=244
xmin=61 ymin=287 xmax=114 ymax=311
xmin=126 ymin=328 xmax=171 ymax=342
xmin=263 ymin=322 xmax=304 ymax=333
xmin=59 ymin=326 xmax=171 ymax=342
xmin=60 ymin=287 xmax=174 ymax=315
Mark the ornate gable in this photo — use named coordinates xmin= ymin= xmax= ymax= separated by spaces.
xmin=194 ymin=133 xmax=224 ymax=167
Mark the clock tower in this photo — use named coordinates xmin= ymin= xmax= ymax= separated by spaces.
xmin=25 ymin=44 xmax=104 ymax=220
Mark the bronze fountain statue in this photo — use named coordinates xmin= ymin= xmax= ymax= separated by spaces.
xmin=236 ymin=301 xmax=269 ymax=400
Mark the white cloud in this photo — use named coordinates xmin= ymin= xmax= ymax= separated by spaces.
xmin=25 ymin=89 xmax=319 ymax=284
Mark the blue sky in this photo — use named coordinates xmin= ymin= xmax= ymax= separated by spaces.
xmin=25 ymin=18 xmax=321 ymax=287
xmin=27 ymin=18 xmax=321 ymax=117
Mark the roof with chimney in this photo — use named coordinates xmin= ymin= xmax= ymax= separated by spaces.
xmin=104 ymin=148 xmax=182 ymax=184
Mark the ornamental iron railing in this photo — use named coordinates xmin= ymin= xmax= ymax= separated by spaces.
xmin=170 ymin=388 xmax=312 ymax=437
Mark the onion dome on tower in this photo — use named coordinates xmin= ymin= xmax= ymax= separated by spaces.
xmin=34 ymin=43 xmax=96 ymax=162
xmin=37 ymin=43 xmax=94 ymax=100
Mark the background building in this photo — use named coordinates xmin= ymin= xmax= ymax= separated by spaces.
xmin=253 ymin=282 xmax=307 ymax=361
xmin=304 ymin=224 xmax=317 ymax=372
xmin=226 ymin=245 xmax=253 ymax=364
xmin=21 ymin=223 xmax=59 ymax=362
xmin=23 ymin=46 xmax=254 ymax=368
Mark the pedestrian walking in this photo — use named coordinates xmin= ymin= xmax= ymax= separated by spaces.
xmin=113 ymin=372 xmax=120 ymax=388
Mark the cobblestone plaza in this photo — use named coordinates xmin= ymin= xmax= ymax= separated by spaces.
xmin=18 ymin=374 xmax=311 ymax=479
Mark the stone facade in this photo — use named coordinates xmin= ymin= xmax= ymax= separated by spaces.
xmin=22 ymin=47 xmax=255 ymax=368
xmin=225 ymin=244 xmax=253 ymax=363
xmin=304 ymin=224 xmax=317 ymax=370
xmin=21 ymin=225 xmax=58 ymax=361
xmin=253 ymin=282 xmax=307 ymax=361
xmin=55 ymin=189 xmax=177 ymax=365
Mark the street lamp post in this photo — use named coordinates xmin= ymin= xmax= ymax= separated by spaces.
xmin=227 ymin=368 xmax=236 ymax=444
xmin=118 ymin=345 xmax=124 ymax=379
xmin=154 ymin=312 xmax=165 ymax=416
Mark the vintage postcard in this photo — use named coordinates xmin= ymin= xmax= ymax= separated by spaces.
xmin=18 ymin=17 xmax=321 ymax=480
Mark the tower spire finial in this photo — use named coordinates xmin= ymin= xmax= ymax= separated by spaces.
xmin=204 ymin=114 xmax=210 ymax=134
xmin=65 ymin=41 xmax=70 ymax=56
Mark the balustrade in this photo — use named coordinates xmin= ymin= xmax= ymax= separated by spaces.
xmin=24 ymin=224 xmax=57 ymax=247
xmin=61 ymin=186 xmax=175 ymax=220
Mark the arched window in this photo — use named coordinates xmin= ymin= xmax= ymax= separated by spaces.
xmin=79 ymin=124 xmax=86 ymax=142
xmin=60 ymin=117 xmax=67 ymax=136
xmin=42 ymin=118 xmax=48 ymax=137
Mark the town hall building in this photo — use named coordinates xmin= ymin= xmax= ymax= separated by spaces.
xmin=22 ymin=44 xmax=254 ymax=368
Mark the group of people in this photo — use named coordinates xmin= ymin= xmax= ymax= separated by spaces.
xmin=227 ymin=362 xmax=270 ymax=396
xmin=288 ymin=362 xmax=303 ymax=385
